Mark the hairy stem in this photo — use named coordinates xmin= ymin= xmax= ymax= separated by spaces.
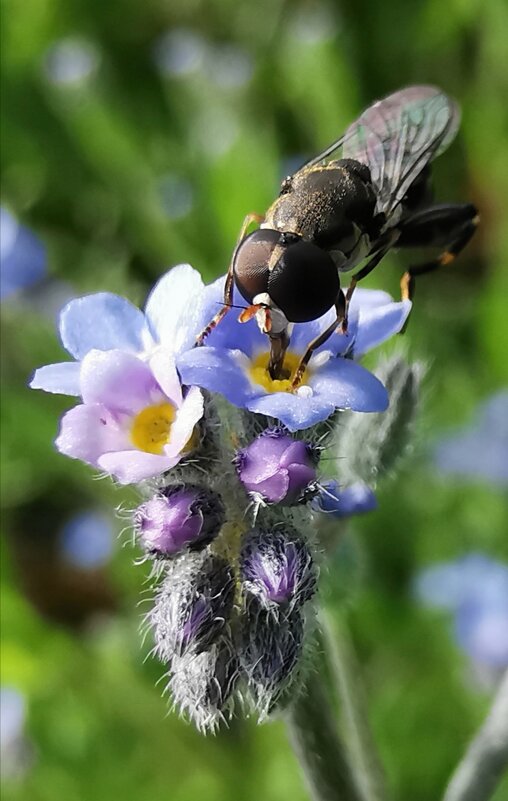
xmin=285 ymin=660 xmax=361 ymax=801
xmin=443 ymin=670 xmax=508 ymax=801
xmin=320 ymin=607 xmax=390 ymax=801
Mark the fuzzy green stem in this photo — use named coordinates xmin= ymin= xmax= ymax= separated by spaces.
xmin=442 ymin=669 xmax=508 ymax=801
xmin=320 ymin=608 xmax=390 ymax=801
xmin=285 ymin=655 xmax=361 ymax=801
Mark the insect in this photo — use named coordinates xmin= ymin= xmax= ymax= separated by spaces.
xmin=196 ymin=85 xmax=478 ymax=389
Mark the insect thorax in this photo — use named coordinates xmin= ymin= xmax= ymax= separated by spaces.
xmin=263 ymin=160 xmax=377 ymax=257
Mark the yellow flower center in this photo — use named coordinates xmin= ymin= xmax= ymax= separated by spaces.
xmin=130 ymin=402 xmax=176 ymax=454
xmin=249 ymin=351 xmax=310 ymax=393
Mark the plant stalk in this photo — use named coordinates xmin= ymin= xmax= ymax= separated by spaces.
xmin=285 ymin=659 xmax=361 ymax=801
xmin=443 ymin=669 xmax=508 ymax=801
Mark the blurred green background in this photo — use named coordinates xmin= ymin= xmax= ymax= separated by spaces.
xmin=1 ymin=0 xmax=507 ymax=799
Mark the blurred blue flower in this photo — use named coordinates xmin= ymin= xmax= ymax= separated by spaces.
xmin=60 ymin=511 xmax=114 ymax=569
xmin=312 ymin=480 xmax=377 ymax=518
xmin=30 ymin=263 xmax=207 ymax=398
xmin=178 ymin=275 xmax=410 ymax=431
xmin=152 ymin=29 xmax=207 ymax=78
xmin=414 ymin=554 xmax=508 ymax=668
xmin=43 ymin=37 xmax=100 ymax=86
xmin=0 ymin=208 xmax=46 ymax=300
xmin=0 ymin=687 xmax=31 ymax=779
xmin=433 ymin=391 xmax=508 ymax=486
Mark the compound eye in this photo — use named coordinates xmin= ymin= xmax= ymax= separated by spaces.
xmin=268 ymin=241 xmax=339 ymax=323
xmin=233 ymin=229 xmax=280 ymax=304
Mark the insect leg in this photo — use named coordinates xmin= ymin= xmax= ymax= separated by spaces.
xmin=340 ymin=233 xmax=398 ymax=332
xmin=398 ymin=203 xmax=479 ymax=301
xmin=291 ymin=290 xmax=346 ymax=390
xmin=195 ymin=213 xmax=264 ymax=346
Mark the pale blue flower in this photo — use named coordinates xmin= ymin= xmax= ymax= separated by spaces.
xmin=178 ymin=276 xmax=411 ymax=431
xmin=30 ymin=263 xmax=207 ymax=397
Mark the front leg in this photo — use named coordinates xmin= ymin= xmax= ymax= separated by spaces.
xmin=195 ymin=213 xmax=264 ymax=346
xmin=291 ymin=291 xmax=346 ymax=390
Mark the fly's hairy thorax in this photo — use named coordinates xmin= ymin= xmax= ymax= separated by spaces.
xmin=263 ymin=160 xmax=377 ymax=268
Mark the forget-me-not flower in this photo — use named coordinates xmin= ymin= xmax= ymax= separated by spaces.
xmin=178 ymin=275 xmax=411 ymax=431
xmin=30 ymin=263 xmax=207 ymax=397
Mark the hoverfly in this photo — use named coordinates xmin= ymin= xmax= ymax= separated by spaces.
xmin=196 ymin=86 xmax=478 ymax=389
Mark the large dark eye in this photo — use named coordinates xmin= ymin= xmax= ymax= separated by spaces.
xmin=268 ymin=240 xmax=339 ymax=322
xmin=233 ymin=229 xmax=280 ymax=303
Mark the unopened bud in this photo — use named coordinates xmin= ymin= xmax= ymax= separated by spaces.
xmin=136 ymin=485 xmax=224 ymax=557
xmin=152 ymin=553 xmax=235 ymax=659
xmin=235 ymin=428 xmax=318 ymax=504
xmin=170 ymin=636 xmax=239 ymax=734
xmin=240 ymin=598 xmax=304 ymax=716
xmin=240 ymin=527 xmax=317 ymax=609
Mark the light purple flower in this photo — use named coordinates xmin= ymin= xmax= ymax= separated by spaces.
xmin=178 ymin=275 xmax=411 ymax=431
xmin=30 ymin=263 xmax=208 ymax=397
xmin=1 ymin=208 xmax=46 ymax=300
xmin=433 ymin=391 xmax=508 ymax=487
xmin=55 ymin=349 xmax=203 ymax=484
xmin=414 ymin=553 xmax=508 ymax=668
xmin=235 ymin=429 xmax=317 ymax=504
xmin=136 ymin=486 xmax=224 ymax=556
xmin=312 ymin=480 xmax=377 ymax=518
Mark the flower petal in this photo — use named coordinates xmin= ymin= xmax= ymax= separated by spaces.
xmin=247 ymin=391 xmax=336 ymax=432
xmin=311 ymin=357 xmax=389 ymax=413
xmin=59 ymin=293 xmax=148 ymax=359
xmin=80 ymin=350 xmax=160 ymax=414
xmin=290 ymin=307 xmax=359 ymax=358
xmin=253 ymin=471 xmax=290 ymax=503
xmin=55 ymin=403 xmax=128 ymax=465
xmin=149 ymin=350 xmax=182 ymax=406
xmin=166 ymin=386 xmax=204 ymax=456
xmin=98 ymin=450 xmax=175 ymax=484
xmin=349 ymin=287 xmax=395 ymax=311
xmin=144 ymin=264 xmax=205 ymax=353
xmin=177 ymin=346 xmax=257 ymax=407
xmin=354 ymin=300 xmax=412 ymax=356
xmin=30 ymin=362 xmax=81 ymax=396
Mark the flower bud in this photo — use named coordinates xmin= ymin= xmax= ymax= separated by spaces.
xmin=240 ymin=598 xmax=304 ymax=716
xmin=240 ymin=527 xmax=317 ymax=609
xmin=136 ymin=485 xmax=225 ymax=557
xmin=235 ymin=428 xmax=318 ymax=504
xmin=152 ymin=553 xmax=235 ymax=659
xmin=170 ymin=636 xmax=239 ymax=733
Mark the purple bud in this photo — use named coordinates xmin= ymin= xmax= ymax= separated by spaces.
xmin=136 ymin=485 xmax=224 ymax=557
xmin=312 ymin=480 xmax=377 ymax=518
xmin=153 ymin=553 xmax=235 ymax=659
xmin=241 ymin=528 xmax=317 ymax=608
xmin=240 ymin=598 xmax=304 ymax=714
xmin=235 ymin=429 xmax=318 ymax=504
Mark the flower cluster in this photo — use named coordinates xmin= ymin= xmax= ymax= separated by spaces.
xmin=31 ymin=262 xmax=411 ymax=730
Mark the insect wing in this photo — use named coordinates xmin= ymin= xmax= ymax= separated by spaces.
xmin=342 ymin=86 xmax=461 ymax=216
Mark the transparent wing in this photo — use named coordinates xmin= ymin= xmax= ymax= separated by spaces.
xmin=342 ymin=86 xmax=460 ymax=215
xmin=295 ymin=86 xmax=461 ymax=218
